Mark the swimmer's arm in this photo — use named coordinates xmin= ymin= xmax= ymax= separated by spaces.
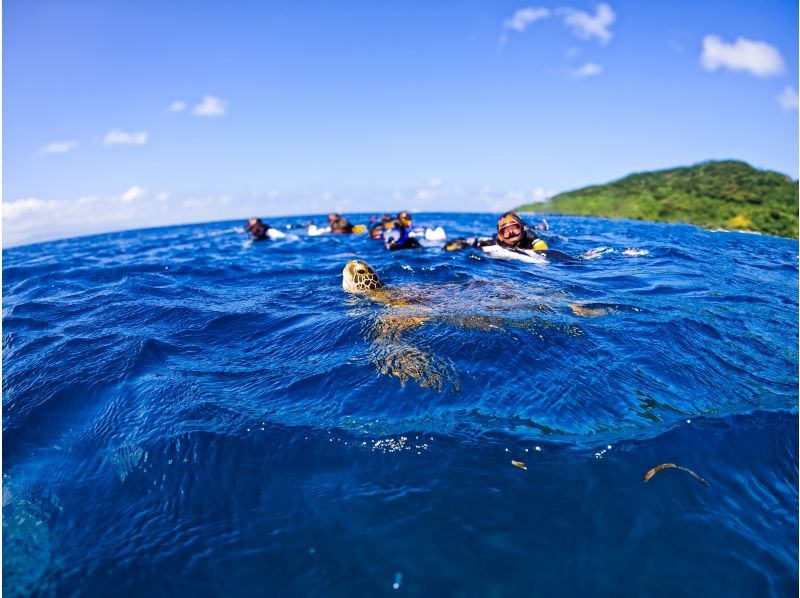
xmin=444 ymin=237 xmax=493 ymax=251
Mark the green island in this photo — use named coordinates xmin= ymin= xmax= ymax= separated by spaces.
xmin=516 ymin=160 xmax=799 ymax=238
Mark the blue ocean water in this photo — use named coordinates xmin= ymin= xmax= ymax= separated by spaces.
xmin=2 ymin=213 xmax=798 ymax=596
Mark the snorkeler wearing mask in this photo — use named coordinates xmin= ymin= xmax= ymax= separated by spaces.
xmin=246 ymin=217 xmax=270 ymax=241
xmin=443 ymin=212 xmax=581 ymax=262
xmin=369 ymin=214 xmax=394 ymax=240
xmin=397 ymin=210 xmax=413 ymax=229
xmin=328 ymin=213 xmax=354 ymax=234
xmin=383 ymin=219 xmax=422 ymax=251
xmin=444 ymin=212 xmax=547 ymax=251
xmin=495 ymin=212 xmax=548 ymax=250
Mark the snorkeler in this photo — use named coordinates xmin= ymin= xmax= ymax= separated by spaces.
xmin=383 ymin=219 xmax=422 ymax=251
xmin=328 ymin=213 xmax=354 ymax=234
xmin=369 ymin=214 xmax=394 ymax=240
xmin=444 ymin=212 xmax=576 ymax=261
xmin=444 ymin=212 xmax=546 ymax=251
xmin=495 ymin=212 xmax=549 ymax=249
xmin=392 ymin=210 xmax=447 ymax=242
xmin=245 ymin=217 xmax=270 ymax=241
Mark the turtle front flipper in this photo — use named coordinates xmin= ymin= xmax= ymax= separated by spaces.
xmin=570 ymin=304 xmax=617 ymax=318
xmin=371 ymin=341 xmax=457 ymax=393
xmin=367 ymin=314 xmax=457 ymax=392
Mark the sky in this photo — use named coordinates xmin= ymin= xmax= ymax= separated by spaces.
xmin=3 ymin=0 xmax=798 ymax=247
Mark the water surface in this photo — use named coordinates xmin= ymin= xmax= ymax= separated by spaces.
xmin=3 ymin=214 xmax=798 ymax=596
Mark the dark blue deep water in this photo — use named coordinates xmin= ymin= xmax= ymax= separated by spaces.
xmin=3 ymin=213 xmax=798 ymax=596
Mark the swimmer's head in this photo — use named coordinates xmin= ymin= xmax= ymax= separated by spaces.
xmin=246 ymin=217 xmax=267 ymax=238
xmin=370 ymin=223 xmax=385 ymax=240
xmin=398 ymin=211 xmax=412 ymax=228
xmin=342 ymin=260 xmax=383 ymax=293
xmin=382 ymin=220 xmax=408 ymax=249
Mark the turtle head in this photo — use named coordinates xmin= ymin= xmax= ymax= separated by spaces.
xmin=343 ymin=260 xmax=383 ymax=293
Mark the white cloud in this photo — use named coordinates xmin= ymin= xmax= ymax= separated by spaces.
xmin=76 ymin=195 xmax=101 ymax=206
xmin=103 ymin=129 xmax=149 ymax=146
xmin=700 ymin=35 xmax=784 ymax=77
xmin=192 ymin=95 xmax=227 ymax=117
xmin=504 ymin=7 xmax=551 ymax=32
xmin=120 ymin=186 xmax=146 ymax=203
xmin=559 ymin=3 xmax=616 ymax=45
xmin=169 ymin=100 xmax=187 ymax=113
xmin=40 ymin=140 xmax=79 ymax=154
xmin=571 ymin=62 xmax=603 ymax=78
xmin=3 ymin=197 xmax=49 ymax=220
xmin=477 ymin=185 xmax=557 ymax=212
xmin=778 ymin=86 xmax=799 ymax=110
xmin=530 ymin=186 xmax=557 ymax=202
xmin=155 ymin=192 xmax=170 ymax=202
xmin=2 ymin=189 xmax=259 ymax=247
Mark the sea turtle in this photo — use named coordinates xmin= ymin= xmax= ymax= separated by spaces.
xmin=341 ymin=259 xmax=592 ymax=391
xmin=342 ymin=260 xmax=454 ymax=390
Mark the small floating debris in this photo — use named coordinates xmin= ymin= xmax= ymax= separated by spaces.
xmin=643 ymin=463 xmax=710 ymax=487
xmin=392 ymin=572 xmax=403 ymax=590
xmin=511 ymin=460 xmax=527 ymax=470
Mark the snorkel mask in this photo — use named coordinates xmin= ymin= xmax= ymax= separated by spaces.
xmin=383 ymin=227 xmax=404 ymax=248
xmin=382 ymin=222 xmax=408 ymax=249
xmin=247 ymin=218 xmax=267 ymax=238
xmin=370 ymin=224 xmax=384 ymax=240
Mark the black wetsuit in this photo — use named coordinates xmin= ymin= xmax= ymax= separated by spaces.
xmin=246 ymin=221 xmax=270 ymax=241
xmin=383 ymin=220 xmax=422 ymax=251
xmin=330 ymin=217 xmax=354 ymax=234
xmin=388 ymin=236 xmax=422 ymax=251
xmin=446 ymin=228 xmax=579 ymax=261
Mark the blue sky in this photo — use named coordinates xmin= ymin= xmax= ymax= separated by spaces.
xmin=3 ymin=0 xmax=798 ymax=246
